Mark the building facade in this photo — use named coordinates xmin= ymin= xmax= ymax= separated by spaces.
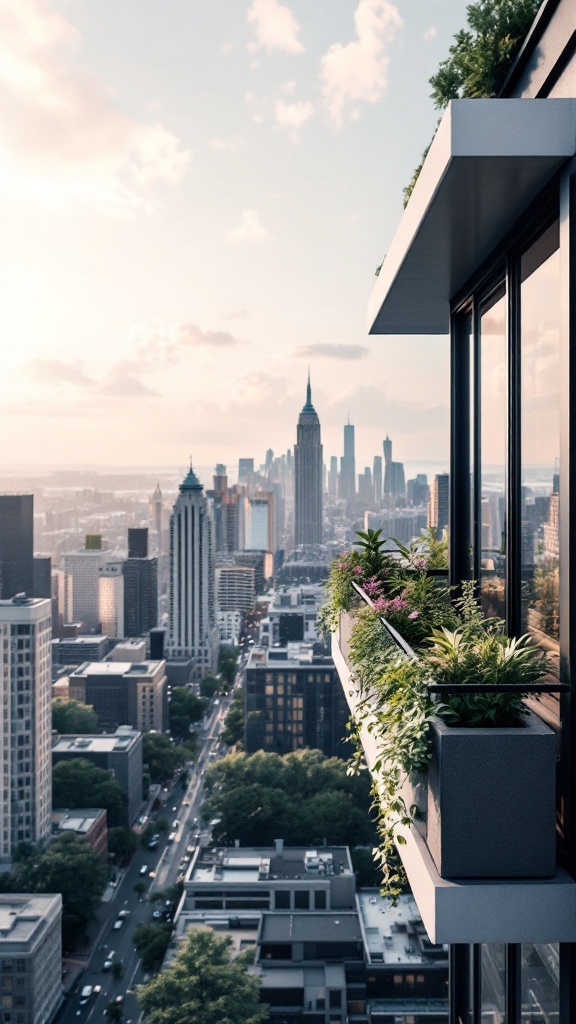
xmin=0 ymin=495 xmax=33 ymax=600
xmin=428 ymin=473 xmax=449 ymax=543
xmin=0 ymin=597 xmax=52 ymax=863
xmin=294 ymin=376 xmax=323 ymax=547
xmin=98 ymin=561 xmax=124 ymax=639
xmin=52 ymin=726 xmax=142 ymax=824
xmin=0 ymin=895 xmax=62 ymax=1024
xmin=62 ymin=543 xmax=106 ymax=631
xmin=123 ymin=530 xmax=158 ymax=639
xmin=339 ymin=420 xmax=356 ymax=501
xmin=167 ymin=467 xmax=218 ymax=678
xmin=68 ymin=659 xmax=167 ymax=733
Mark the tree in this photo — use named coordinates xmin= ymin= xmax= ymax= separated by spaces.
xmin=143 ymin=733 xmax=185 ymax=785
xmin=200 ymin=674 xmax=220 ymax=700
xmin=351 ymin=846 xmax=382 ymax=887
xmin=104 ymin=1001 xmax=124 ymax=1022
xmin=108 ymin=827 xmax=138 ymax=864
xmin=137 ymin=929 xmax=268 ymax=1024
xmin=133 ymin=923 xmax=172 ymax=972
xmin=52 ymin=759 xmax=127 ymax=827
xmin=218 ymin=645 xmax=238 ymax=688
xmin=111 ymin=960 xmax=124 ymax=980
xmin=221 ymin=690 xmax=244 ymax=748
xmin=169 ymin=688 xmax=205 ymax=742
xmin=52 ymin=698 xmax=99 ymax=734
xmin=133 ymin=880 xmax=146 ymax=897
xmin=9 ymin=833 xmax=107 ymax=944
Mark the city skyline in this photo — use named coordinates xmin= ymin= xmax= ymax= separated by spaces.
xmin=0 ymin=0 xmax=469 ymax=469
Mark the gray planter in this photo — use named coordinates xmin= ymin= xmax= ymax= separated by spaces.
xmin=427 ymin=712 xmax=556 ymax=879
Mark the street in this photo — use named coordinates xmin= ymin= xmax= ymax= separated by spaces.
xmin=58 ymin=696 xmax=230 ymax=1024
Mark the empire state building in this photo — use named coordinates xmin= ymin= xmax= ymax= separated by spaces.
xmin=294 ymin=374 xmax=323 ymax=547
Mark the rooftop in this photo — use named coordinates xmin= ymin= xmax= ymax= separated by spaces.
xmin=70 ymin=660 xmax=163 ymax=679
xmin=0 ymin=896 xmax=61 ymax=942
xmin=247 ymin=644 xmax=335 ymax=670
xmin=190 ymin=846 xmax=352 ymax=885
xmin=357 ymin=891 xmax=447 ymax=966
xmin=52 ymin=808 xmax=106 ymax=835
xmin=52 ymin=727 xmax=140 ymax=754
xmin=260 ymin=911 xmax=362 ymax=944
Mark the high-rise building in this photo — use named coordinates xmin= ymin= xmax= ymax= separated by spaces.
xmin=0 ymin=495 xmax=34 ymax=599
xmin=428 ymin=473 xmax=449 ymax=541
xmin=0 ymin=596 xmax=52 ymax=861
xmin=33 ymin=555 xmax=52 ymax=598
xmin=215 ymin=565 xmax=255 ymax=612
xmin=149 ymin=484 xmax=164 ymax=555
xmin=339 ymin=420 xmax=356 ymax=500
xmin=238 ymin=458 xmax=254 ymax=484
xmin=294 ymin=374 xmax=323 ymax=547
xmin=62 ymin=538 xmax=106 ymax=630
xmin=98 ymin=561 xmax=125 ymax=638
xmin=383 ymin=435 xmax=406 ymax=501
xmin=68 ymin=660 xmax=167 ymax=734
xmin=0 ymin=895 xmax=62 ymax=1024
xmin=328 ymin=456 xmax=339 ymax=498
xmin=167 ymin=466 xmax=218 ymax=677
xmin=123 ymin=529 xmax=158 ymax=638
xmin=358 ymin=467 xmax=373 ymax=503
xmin=243 ymin=492 xmax=276 ymax=552
xmin=373 ymin=455 xmax=383 ymax=504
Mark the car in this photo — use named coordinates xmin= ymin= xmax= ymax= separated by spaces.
xmin=172 ymin=805 xmax=178 ymax=812
xmin=117 ymin=909 xmax=130 ymax=919
xmin=102 ymin=951 xmax=115 ymax=971
xmin=113 ymin=918 xmax=123 ymax=930
xmin=152 ymin=910 xmax=162 ymax=920
xmin=93 ymin=986 xmax=102 ymax=996
xmin=167 ymin=831 xmax=176 ymax=843
xmin=147 ymin=838 xmax=159 ymax=850
xmin=79 ymin=986 xmax=93 ymax=1006
xmin=183 ymin=800 xmax=190 ymax=806
xmin=114 ymin=996 xmax=124 ymax=1006
xmin=186 ymin=844 xmax=195 ymax=854
xmin=172 ymin=819 xmax=179 ymax=829
xmin=181 ymin=854 xmax=191 ymax=864
xmin=139 ymin=864 xmax=148 ymax=875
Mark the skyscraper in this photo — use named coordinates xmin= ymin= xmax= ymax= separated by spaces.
xmin=124 ymin=528 xmax=158 ymax=638
xmin=294 ymin=374 xmax=323 ymax=547
xmin=339 ymin=419 xmax=356 ymax=500
xmin=167 ymin=465 xmax=218 ymax=677
xmin=383 ymin=435 xmax=406 ymax=502
xmin=98 ymin=561 xmax=125 ymax=638
xmin=0 ymin=596 xmax=52 ymax=861
xmin=149 ymin=484 xmax=164 ymax=555
xmin=62 ymin=538 xmax=106 ymax=630
xmin=373 ymin=455 xmax=383 ymax=505
xmin=428 ymin=473 xmax=449 ymax=541
xmin=328 ymin=456 xmax=339 ymax=498
xmin=0 ymin=495 xmax=34 ymax=599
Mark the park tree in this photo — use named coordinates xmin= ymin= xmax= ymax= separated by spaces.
xmin=199 ymin=674 xmax=220 ymax=700
xmin=52 ymin=698 xmax=99 ymax=734
xmin=133 ymin=923 xmax=173 ymax=972
xmin=108 ymin=827 xmax=138 ymax=864
xmin=221 ymin=690 xmax=244 ymax=748
xmin=168 ymin=688 xmax=205 ymax=742
xmin=137 ymin=929 xmax=267 ymax=1024
xmin=104 ymin=1001 xmax=124 ymax=1023
xmin=143 ymin=733 xmax=185 ymax=784
xmin=218 ymin=645 xmax=238 ymax=688
xmin=52 ymin=759 xmax=127 ymax=827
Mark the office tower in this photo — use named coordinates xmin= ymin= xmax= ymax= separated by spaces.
xmin=383 ymin=434 xmax=406 ymax=501
xmin=0 ymin=895 xmax=62 ymax=1024
xmin=428 ymin=473 xmax=449 ymax=541
xmin=69 ymin=660 xmax=167 ymax=734
xmin=294 ymin=374 xmax=323 ymax=547
xmin=213 ymin=464 xmax=228 ymax=495
xmin=0 ymin=495 xmax=33 ymax=599
xmin=407 ymin=473 xmax=430 ymax=507
xmin=373 ymin=455 xmax=383 ymax=504
xmin=328 ymin=456 xmax=339 ymax=498
xmin=149 ymin=484 xmax=164 ymax=554
xmin=98 ymin=561 xmax=124 ymax=638
xmin=33 ymin=555 xmax=52 ymax=598
xmin=0 ymin=596 xmax=52 ymax=861
xmin=244 ymin=492 xmax=276 ymax=552
xmin=167 ymin=465 xmax=218 ymax=677
xmin=62 ymin=538 xmax=106 ymax=631
xmin=358 ymin=467 xmax=373 ymax=503
xmin=124 ymin=528 xmax=158 ymax=638
xmin=238 ymin=458 xmax=254 ymax=484
xmin=339 ymin=419 xmax=356 ymax=500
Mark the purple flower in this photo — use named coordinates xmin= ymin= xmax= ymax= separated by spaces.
xmin=353 ymin=566 xmax=363 ymax=576
xmin=413 ymin=558 xmax=426 ymax=571
xmin=408 ymin=610 xmax=420 ymax=620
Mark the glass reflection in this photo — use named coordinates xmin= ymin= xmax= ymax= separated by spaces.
xmin=520 ymin=225 xmax=560 ymax=680
xmin=481 ymin=944 xmax=505 ymax=1023
xmin=479 ymin=288 xmax=507 ymax=621
xmin=521 ymin=942 xmax=559 ymax=1022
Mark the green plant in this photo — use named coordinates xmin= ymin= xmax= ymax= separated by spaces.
xmin=354 ymin=528 xmax=392 ymax=577
xmin=426 ymin=626 xmax=548 ymax=726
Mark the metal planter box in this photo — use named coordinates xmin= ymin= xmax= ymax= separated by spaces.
xmin=426 ymin=712 xmax=556 ymax=879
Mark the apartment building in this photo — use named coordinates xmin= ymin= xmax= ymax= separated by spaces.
xmin=332 ymin=1 xmax=576 ymax=1020
xmin=0 ymin=895 xmax=62 ymax=1024
xmin=68 ymin=659 xmax=167 ymax=733
xmin=51 ymin=726 xmax=142 ymax=824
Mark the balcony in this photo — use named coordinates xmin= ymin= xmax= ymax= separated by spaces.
xmin=331 ymin=587 xmax=576 ymax=945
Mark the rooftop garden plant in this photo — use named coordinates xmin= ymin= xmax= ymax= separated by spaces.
xmin=322 ymin=533 xmax=551 ymax=900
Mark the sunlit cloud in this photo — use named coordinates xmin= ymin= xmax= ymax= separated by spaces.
xmin=131 ymin=321 xmax=247 ymax=365
xmin=319 ymin=0 xmax=402 ymax=126
xmin=424 ymin=26 xmax=437 ymax=40
xmin=0 ymin=0 xmax=190 ymax=212
xmin=225 ymin=209 xmax=271 ymax=242
xmin=22 ymin=358 xmax=96 ymax=387
xmin=247 ymin=0 xmax=304 ymax=54
xmin=275 ymin=99 xmax=314 ymax=132
xmin=292 ymin=343 xmax=369 ymax=360
xmin=104 ymin=372 xmax=159 ymax=397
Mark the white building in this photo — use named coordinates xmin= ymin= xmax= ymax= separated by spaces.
xmin=0 ymin=597 xmax=52 ymax=862
xmin=167 ymin=467 xmax=218 ymax=678
xmin=98 ymin=560 xmax=124 ymax=638
xmin=0 ymin=894 xmax=62 ymax=1024
xmin=62 ymin=545 xmax=106 ymax=630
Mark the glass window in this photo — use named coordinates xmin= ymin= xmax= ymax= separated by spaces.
xmin=479 ymin=286 xmax=507 ymax=621
xmin=481 ymin=944 xmax=505 ymax=1022
xmin=520 ymin=224 xmax=560 ymax=687
xmin=521 ymin=942 xmax=559 ymax=1022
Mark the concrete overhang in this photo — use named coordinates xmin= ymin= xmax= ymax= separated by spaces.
xmin=368 ymin=98 xmax=576 ymax=336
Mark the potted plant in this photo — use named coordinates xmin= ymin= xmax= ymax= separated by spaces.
xmin=425 ymin=626 xmax=556 ymax=879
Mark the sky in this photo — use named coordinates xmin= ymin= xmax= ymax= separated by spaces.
xmin=0 ymin=0 xmax=470 ymax=477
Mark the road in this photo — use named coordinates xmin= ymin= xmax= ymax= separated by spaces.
xmin=59 ymin=696 xmax=230 ymax=1024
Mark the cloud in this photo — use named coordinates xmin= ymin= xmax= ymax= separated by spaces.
xmin=247 ymin=0 xmax=304 ymax=54
xmin=424 ymin=26 xmax=437 ymax=40
xmin=319 ymin=0 xmax=402 ymax=126
xmin=104 ymin=372 xmax=159 ymax=397
xmin=325 ymin=384 xmax=448 ymax=433
xmin=292 ymin=343 xmax=369 ymax=360
xmin=209 ymin=138 xmax=237 ymax=151
xmin=223 ymin=309 xmax=250 ymax=320
xmin=23 ymin=358 xmax=96 ymax=387
xmin=221 ymin=43 xmax=233 ymax=54
xmin=275 ymin=99 xmax=314 ymax=132
xmin=0 ymin=0 xmax=190 ymax=211
xmin=175 ymin=323 xmax=245 ymax=348
xmin=225 ymin=209 xmax=271 ymax=242
xmin=131 ymin=321 xmax=247 ymax=366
